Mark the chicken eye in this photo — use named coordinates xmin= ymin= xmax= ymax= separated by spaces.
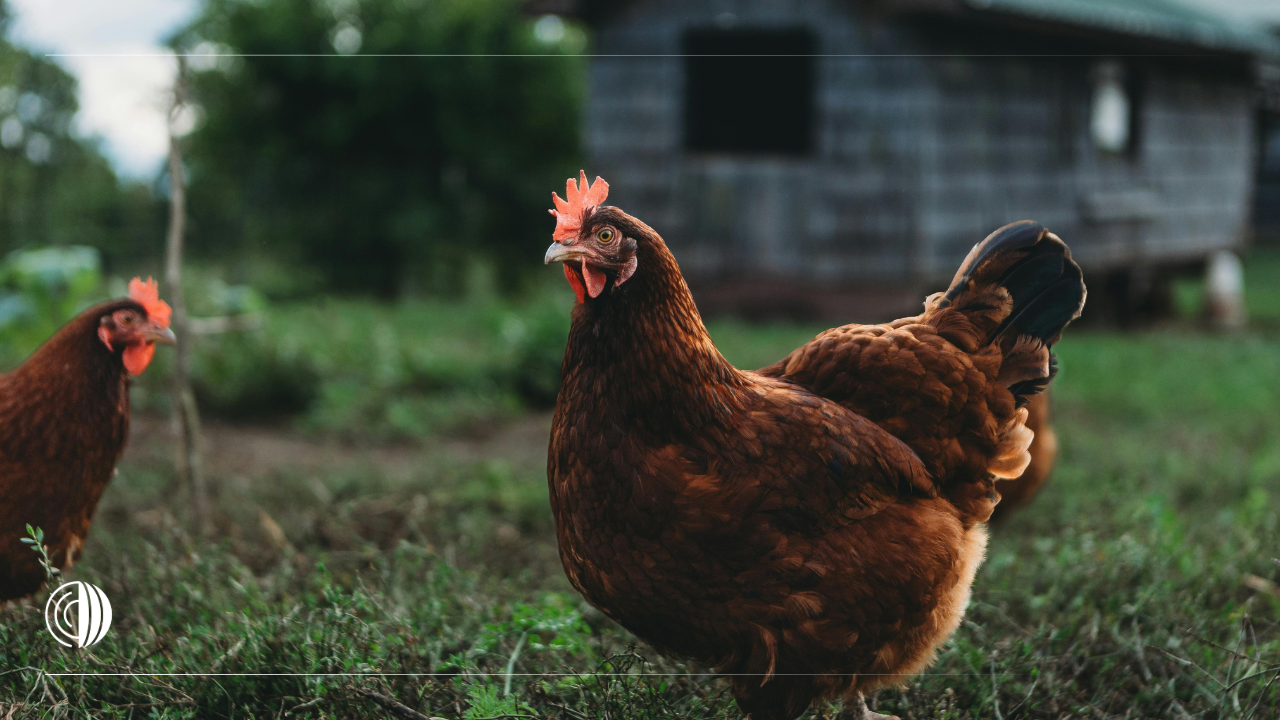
xmin=598 ymin=228 xmax=614 ymax=243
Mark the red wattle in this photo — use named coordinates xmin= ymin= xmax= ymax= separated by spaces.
xmin=123 ymin=343 xmax=155 ymax=375
xmin=563 ymin=264 xmax=586 ymax=304
xmin=582 ymin=263 xmax=607 ymax=298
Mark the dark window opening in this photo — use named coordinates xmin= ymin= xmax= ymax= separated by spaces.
xmin=1260 ymin=113 xmax=1280 ymax=182
xmin=1255 ymin=111 xmax=1280 ymax=240
xmin=683 ymin=28 xmax=816 ymax=155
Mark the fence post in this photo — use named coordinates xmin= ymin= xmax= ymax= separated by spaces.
xmin=164 ymin=53 xmax=210 ymax=538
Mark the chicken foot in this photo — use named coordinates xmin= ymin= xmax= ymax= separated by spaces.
xmin=839 ymin=693 xmax=899 ymax=720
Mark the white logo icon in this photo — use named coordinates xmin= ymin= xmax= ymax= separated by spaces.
xmin=44 ymin=581 xmax=113 ymax=648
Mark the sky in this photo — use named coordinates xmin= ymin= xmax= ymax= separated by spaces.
xmin=6 ymin=0 xmax=1280 ymax=180
xmin=8 ymin=0 xmax=199 ymax=178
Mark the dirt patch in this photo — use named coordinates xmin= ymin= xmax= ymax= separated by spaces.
xmin=125 ymin=411 xmax=555 ymax=482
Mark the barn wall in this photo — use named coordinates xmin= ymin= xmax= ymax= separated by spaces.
xmin=587 ymin=0 xmax=937 ymax=298
xmin=916 ymin=56 xmax=1083 ymax=277
xmin=914 ymin=56 xmax=1255 ymax=277
xmin=1139 ymin=70 xmax=1254 ymax=260
xmin=586 ymin=1 xmax=1258 ymax=316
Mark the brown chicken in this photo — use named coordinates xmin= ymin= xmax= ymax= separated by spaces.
xmin=990 ymin=391 xmax=1057 ymax=521
xmin=0 ymin=278 xmax=174 ymax=601
xmin=544 ymin=174 xmax=1085 ymax=720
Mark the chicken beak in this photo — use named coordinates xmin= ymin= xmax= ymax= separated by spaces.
xmin=545 ymin=242 xmax=588 ymax=265
xmin=147 ymin=324 xmax=178 ymax=345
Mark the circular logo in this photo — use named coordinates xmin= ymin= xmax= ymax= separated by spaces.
xmin=44 ymin=581 xmax=113 ymax=648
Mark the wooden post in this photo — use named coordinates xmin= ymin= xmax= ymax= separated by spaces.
xmin=165 ymin=54 xmax=209 ymax=537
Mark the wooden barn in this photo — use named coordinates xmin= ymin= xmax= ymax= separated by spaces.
xmin=537 ymin=0 xmax=1280 ymax=320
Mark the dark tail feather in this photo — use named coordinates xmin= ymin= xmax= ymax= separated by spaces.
xmin=943 ymin=220 xmax=1048 ymax=305
xmin=1009 ymin=353 xmax=1059 ymax=407
xmin=933 ymin=221 xmax=1085 ymax=407
xmin=943 ymin=220 xmax=1086 ymax=348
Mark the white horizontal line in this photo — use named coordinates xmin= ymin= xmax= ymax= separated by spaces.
xmin=40 ymin=666 xmax=1034 ymax=671
xmin=46 ymin=53 xmax=1217 ymax=58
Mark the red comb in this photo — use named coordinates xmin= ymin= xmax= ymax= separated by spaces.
xmin=129 ymin=276 xmax=172 ymax=328
xmin=549 ymin=171 xmax=609 ymax=243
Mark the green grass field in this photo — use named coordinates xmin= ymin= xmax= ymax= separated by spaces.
xmin=2 ymin=254 xmax=1279 ymax=718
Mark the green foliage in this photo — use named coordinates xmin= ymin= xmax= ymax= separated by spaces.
xmin=470 ymin=594 xmax=592 ymax=659
xmin=1244 ymin=248 xmax=1280 ymax=322
xmin=18 ymin=524 xmax=61 ymax=586
xmin=0 ymin=245 xmax=106 ymax=366
xmin=190 ymin=327 xmax=323 ymax=419
xmin=156 ymin=268 xmax=322 ymax=420
xmin=460 ymin=682 xmax=534 ymax=719
xmin=177 ymin=277 xmax=572 ymax=434
xmin=175 ymin=0 xmax=586 ymax=295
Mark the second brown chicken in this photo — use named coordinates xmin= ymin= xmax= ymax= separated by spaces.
xmin=990 ymin=391 xmax=1058 ymax=521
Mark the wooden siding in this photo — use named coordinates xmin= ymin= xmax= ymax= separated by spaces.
xmin=585 ymin=0 xmax=1257 ymax=313
xmin=919 ymin=58 xmax=1254 ymax=276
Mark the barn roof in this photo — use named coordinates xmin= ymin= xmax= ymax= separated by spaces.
xmin=528 ymin=0 xmax=1280 ymax=57
xmin=968 ymin=0 xmax=1280 ymax=56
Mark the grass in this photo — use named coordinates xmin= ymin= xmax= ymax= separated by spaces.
xmin=1174 ymin=248 xmax=1280 ymax=326
xmin=2 ymin=262 xmax=1279 ymax=718
xmin=144 ymin=285 xmax=576 ymax=440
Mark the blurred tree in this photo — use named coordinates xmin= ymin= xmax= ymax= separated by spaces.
xmin=0 ymin=0 xmax=165 ymax=270
xmin=175 ymin=0 xmax=585 ymax=296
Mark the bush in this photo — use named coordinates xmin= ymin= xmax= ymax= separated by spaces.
xmin=162 ymin=277 xmax=573 ymax=437
xmin=190 ymin=329 xmax=322 ymax=420
xmin=0 ymin=245 xmax=106 ymax=367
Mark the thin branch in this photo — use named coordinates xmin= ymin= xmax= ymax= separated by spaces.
xmin=990 ymin=659 xmax=1004 ymax=720
xmin=106 ymin=700 xmax=195 ymax=710
xmin=1224 ymin=667 xmax=1280 ymax=693
xmin=1146 ymin=645 xmax=1228 ymax=688
xmin=351 ymin=687 xmax=437 ymax=720
xmin=1244 ymin=670 xmax=1279 ymax=720
xmin=1182 ymin=628 xmax=1277 ymax=668
xmin=164 ymin=52 xmax=210 ymax=538
xmin=286 ymin=696 xmax=323 ymax=714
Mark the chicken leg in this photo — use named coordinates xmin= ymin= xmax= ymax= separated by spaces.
xmin=840 ymin=694 xmax=899 ymax=720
